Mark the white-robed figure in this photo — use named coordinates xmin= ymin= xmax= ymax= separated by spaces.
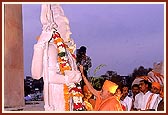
xmin=31 ymin=4 xmax=83 ymax=111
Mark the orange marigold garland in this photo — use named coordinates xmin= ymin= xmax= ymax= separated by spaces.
xmin=52 ymin=30 xmax=85 ymax=111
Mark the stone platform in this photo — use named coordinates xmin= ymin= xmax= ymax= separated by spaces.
xmin=4 ymin=101 xmax=45 ymax=111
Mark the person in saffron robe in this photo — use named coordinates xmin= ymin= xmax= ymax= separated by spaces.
xmin=79 ymin=65 xmax=123 ymax=111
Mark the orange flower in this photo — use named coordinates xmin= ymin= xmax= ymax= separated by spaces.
xmin=64 ymin=85 xmax=70 ymax=111
xmin=54 ymin=37 xmax=64 ymax=44
xmin=58 ymin=57 xmax=62 ymax=62
xmin=63 ymin=66 xmax=71 ymax=71
xmin=53 ymin=31 xmax=84 ymax=111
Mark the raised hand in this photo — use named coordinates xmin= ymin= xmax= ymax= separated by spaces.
xmin=79 ymin=65 xmax=84 ymax=75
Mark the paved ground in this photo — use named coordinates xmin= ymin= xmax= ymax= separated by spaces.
xmin=4 ymin=101 xmax=45 ymax=111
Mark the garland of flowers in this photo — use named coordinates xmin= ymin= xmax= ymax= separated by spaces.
xmin=69 ymin=84 xmax=85 ymax=111
xmin=52 ymin=31 xmax=85 ymax=111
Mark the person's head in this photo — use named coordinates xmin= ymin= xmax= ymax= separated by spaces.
xmin=122 ymin=85 xmax=129 ymax=98
xmin=100 ymin=80 xmax=118 ymax=100
xmin=79 ymin=46 xmax=87 ymax=56
xmin=151 ymin=82 xmax=161 ymax=94
xmin=114 ymin=87 xmax=123 ymax=100
xmin=131 ymin=84 xmax=140 ymax=96
xmin=83 ymin=85 xmax=92 ymax=99
xmin=139 ymin=80 xmax=151 ymax=93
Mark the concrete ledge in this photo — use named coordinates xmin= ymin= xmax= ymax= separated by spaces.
xmin=4 ymin=101 xmax=45 ymax=111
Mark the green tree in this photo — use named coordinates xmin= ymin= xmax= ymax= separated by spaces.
xmin=89 ymin=64 xmax=106 ymax=90
xmin=90 ymin=77 xmax=105 ymax=91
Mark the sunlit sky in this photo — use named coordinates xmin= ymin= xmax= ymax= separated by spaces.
xmin=22 ymin=3 xmax=164 ymax=77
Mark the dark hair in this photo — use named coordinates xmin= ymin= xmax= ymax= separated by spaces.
xmin=132 ymin=84 xmax=139 ymax=89
xmin=117 ymin=86 xmax=123 ymax=93
xmin=79 ymin=46 xmax=87 ymax=53
xmin=122 ymin=85 xmax=129 ymax=90
xmin=140 ymin=80 xmax=152 ymax=90
xmin=76 ymin=46 xmax=87 ymax=63
xmin=140 ymin=80 xmax=149 ymax=85
xmin=115 ymin=83 xmax=123 ymax=93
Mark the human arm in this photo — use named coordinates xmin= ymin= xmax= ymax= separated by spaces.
xmin=79 ymin=65 xmax=98 ymax=97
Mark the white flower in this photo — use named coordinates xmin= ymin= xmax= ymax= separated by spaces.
xmin=71 ymin=90 xmax=76 ymax=94
xmin=73 ymin=96 xmax=83 ymax=103
xmin=59 ymin=46 xmax=65 ymax=52
xmin=68 ymin=83 xmax=76 ymax=88
xmin=57 ymin=42 xmax=63 ymax=46
xmin=66 ymin=63 xmax=69 ymax=66
xmin=61 ymin=56 xmax=67 ymax=61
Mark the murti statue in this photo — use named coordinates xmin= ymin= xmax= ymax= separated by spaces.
xmin=31 ymin=4 xmax=85 ymax=111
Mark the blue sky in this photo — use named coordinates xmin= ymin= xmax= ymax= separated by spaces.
xmin=22 ymin=3 xmax=164 ymax=77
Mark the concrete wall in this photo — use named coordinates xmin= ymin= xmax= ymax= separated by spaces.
xmin=4 ymin=4 xmax=25 ymax=107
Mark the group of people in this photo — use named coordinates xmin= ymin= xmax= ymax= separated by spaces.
xmin=32 ymin=36 xmax=164 ymax=111
xmin=80 ymin=67 xmax=164 ymax=111
xmin=75 ymin=46 xmax=164 ymax=111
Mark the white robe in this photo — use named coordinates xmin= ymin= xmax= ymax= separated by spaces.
xmin=31 ymin=37 xmax=81 ymax=111
xmin=134 ymin=91 xmax=159 ymax=110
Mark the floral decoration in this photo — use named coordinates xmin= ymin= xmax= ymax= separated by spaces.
xmin=52 ymin=30 xmax=85 ymax=111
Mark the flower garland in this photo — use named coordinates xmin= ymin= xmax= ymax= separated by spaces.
xmin=52 ymin=30 xmax=85 ymax=111
xmin=69 ymin=85 xmax=85 ymax=111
